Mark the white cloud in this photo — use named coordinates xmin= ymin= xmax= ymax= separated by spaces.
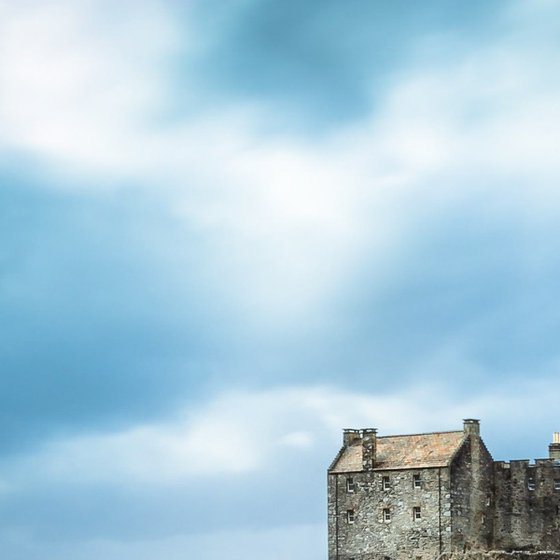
xmin=3 ymin=0 xmax=560 ymax=325
xmin=279 ymin=431 xmax=315 ymax=448
xmin=6 ymin=380 xmax=560 ymax=487
xmin=3 ymin=0 xmax=560 ymax=203
xmin=0 ymin=0 xmax=180 ymax=173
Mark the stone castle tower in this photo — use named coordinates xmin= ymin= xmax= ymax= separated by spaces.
xmin=327 ymin=420 xmax=560 ymax=560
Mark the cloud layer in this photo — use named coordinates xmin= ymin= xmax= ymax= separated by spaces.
xmin=2 ymin=0 xmax=560 ymax=558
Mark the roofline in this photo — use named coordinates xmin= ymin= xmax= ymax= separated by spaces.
xmin=448 ymin=436 xmax=469 ymax=466
xmin=327 ymin=445 xmax=347 ymax=473
xmin=329 ymin=464 xmax=451 ymax=475
xmin=372 ymin=464 xmax=451 ymax=471
xmin=377 ymin=430 xmax=463 ymax=439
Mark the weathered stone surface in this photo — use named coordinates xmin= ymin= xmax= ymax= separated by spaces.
xmin=328 ymin=421 xmax=560 ymax=560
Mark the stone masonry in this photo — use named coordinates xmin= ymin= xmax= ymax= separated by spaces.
xmin=328 ymin=421 xmax=560 ymax=560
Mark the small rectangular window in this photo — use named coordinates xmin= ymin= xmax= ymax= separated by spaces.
xmin=382 ymin=475 xmax=391 ymax=490
xmin=528 ymin=478 xmax=536 ymax=491
xmin=413 ymin=474 xmax=421 ymax=489
xmin=554 ymin=479 xmax=560 ymax=491
xmin=346 ymin=477 xmax=356 ymax=493
xmin=413 ymin=506 xmax=421 ymax=520
xmin=346 ymin=509 xmax=355 ymax=524
xmin=383 ymin=508 xmax=391 ymax=521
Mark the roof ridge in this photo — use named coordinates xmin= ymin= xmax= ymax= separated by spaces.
xmin=378 ymin=430 xmax=463 ymax=439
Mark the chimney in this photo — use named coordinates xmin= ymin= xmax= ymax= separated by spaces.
xmin=463 ymin=418 xmax=480 ymax=437
xmin=361 ymin=428 xmax=377 ymax=471
xmin=549 ymin=432 xmax=560 ymax=460
xmin=343 ymin=429 xmax=361 ymax=447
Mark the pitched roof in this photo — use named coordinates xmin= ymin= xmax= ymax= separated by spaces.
xmin=329 ymin=431 xmax=465 ymax=473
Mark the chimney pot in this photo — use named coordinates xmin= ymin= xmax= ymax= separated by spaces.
xmin=549 ymin=432 xmax=560 ymax=460
xmin=343 ymin=429 xmax=361 ymax=447
xmin=463 ymin=419 xmax=480 ymax=437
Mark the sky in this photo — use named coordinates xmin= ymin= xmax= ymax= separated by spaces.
xmin=1 ymin=0 xmax=560 ymax=558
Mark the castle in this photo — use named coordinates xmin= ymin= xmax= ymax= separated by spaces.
xmin=327 ymin=420 xmax=560 ymax=560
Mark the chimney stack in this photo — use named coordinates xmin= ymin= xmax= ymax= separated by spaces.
xmin=343 ymin=429 xmax=361 ymax=447
xmin=549 ymin=432 xmax=560 ymax=460
xmin=362 ymin=428 xmax=377 ymax=471
xmin=463 ymin=418 xmax=480 ymax=437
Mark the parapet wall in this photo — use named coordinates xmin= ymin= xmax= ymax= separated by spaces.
xmin=438 ymin=552 xmax=560 ymax=560
xmin=492 ymin=459 xmax=560 ymax=550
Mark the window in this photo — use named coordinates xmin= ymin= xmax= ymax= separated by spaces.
xmin=383 ymin=508 xmax=391 ymax=522
xmin=528 ymin=478 xmax=536 ymax=491
xmin=346 ymin=477 xmax=356 ymax=493
xmin=382 ymin=475 xmax=391 ymax=490
xmin=413 ymin=506 xmax=422 ymax=520
xmin=413 ymin=474 xmax=421 ymax=489
xmin=556 ymin=505 xmax=560 ymax=515
xmin=554 ymin=479 xmax=560 ymax=491
xmin=346 ymin=509 xmax=355 ymax=524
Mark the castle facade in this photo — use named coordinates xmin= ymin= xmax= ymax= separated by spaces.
xmin=327 ymin=420 xmax=560 ymax=560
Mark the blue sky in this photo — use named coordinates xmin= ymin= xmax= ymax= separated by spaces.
xmin=1 ymin=0 xmax=560 ymax=558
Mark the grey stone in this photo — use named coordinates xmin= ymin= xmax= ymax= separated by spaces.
xmin=327 ymin=421 xmax=560 ymax=560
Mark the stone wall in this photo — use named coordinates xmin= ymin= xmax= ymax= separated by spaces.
xmin=493 ymin=459 xmax=560 ymax=551
xmin=328 ymin=427 xmax=560 ymax=559
xmin=450 ymin=435 xmax=494 ymax=551
xmin=328 ymin=467 xmax=452 ymax=560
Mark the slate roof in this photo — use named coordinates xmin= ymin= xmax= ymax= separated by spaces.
xmin=329 ymin=430 xmax=465 ymax=473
